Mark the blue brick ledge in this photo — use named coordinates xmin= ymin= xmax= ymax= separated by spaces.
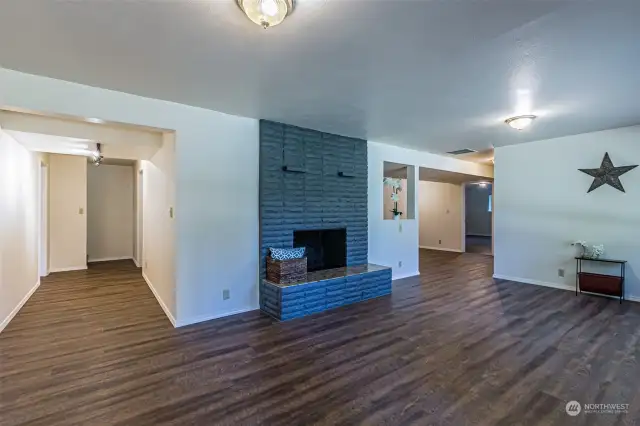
xmin=260 ymin=267 xmax=392 ymax=321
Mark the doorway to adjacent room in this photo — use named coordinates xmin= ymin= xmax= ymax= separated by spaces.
xmin=464 ymin=182 xmax=493 ymax=255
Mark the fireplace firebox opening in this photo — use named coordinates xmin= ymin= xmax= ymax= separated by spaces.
xmin=293 ymin=228 xmax=346 ymax=272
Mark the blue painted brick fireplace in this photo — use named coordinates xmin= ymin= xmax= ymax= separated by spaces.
xmin=259 ymin=120 xmax=391 ymax=320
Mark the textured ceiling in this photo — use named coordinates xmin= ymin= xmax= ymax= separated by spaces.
xmin=0 ymin=0 xmax=639 ymax=154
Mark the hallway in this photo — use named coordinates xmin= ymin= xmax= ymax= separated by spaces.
xmin=0 ymin=260 xmax=174 ymax=424
xmin=465 ymin=235 xmax=492 ymax=255
xmin=2 ymin=255 xmax=640 ymax=425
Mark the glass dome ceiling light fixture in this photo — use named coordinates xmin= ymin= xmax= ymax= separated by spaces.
xmin=236 ymin=0 xmax=294 ymax=29
xmin=505 ymin=115 xmax=537 ymax=130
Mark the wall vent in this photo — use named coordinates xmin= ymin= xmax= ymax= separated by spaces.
xmin=446 ymin=149 xmax=477 ymax=155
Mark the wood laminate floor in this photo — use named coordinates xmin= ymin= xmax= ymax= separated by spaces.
xmin=465 ymin=235 xmax=493 ymax=255
xmin=2 ymin=254 xmax=640 ymax=426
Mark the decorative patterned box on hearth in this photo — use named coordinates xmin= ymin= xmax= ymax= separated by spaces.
xmin=266 ymin=256 xmax=307 ymax=284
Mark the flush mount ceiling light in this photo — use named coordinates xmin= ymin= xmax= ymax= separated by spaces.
xmin=91 ymin=143 xmax=103 ymax=167
xmin=236 ymin=0 xmax=294 ymax=29
xmin=505 ymin=115 xmax=537 ymax=130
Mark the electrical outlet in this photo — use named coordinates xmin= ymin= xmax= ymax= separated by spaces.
xmin=144 ymin=261 xmax=148 ymax=269
xmin=79 ymin=207 xmax=84 ymax=215
xmin=439 ymin=240 xmax=442 ymax=245
xmin=222 ymin=289 xmax=230 ymax=300
xmin=398 ymin=261 xmax=403 ymax=268
xmin=558 ymin=268 xmax=565 ymax=278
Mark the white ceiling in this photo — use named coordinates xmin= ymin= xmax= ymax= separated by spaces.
xmin=1 ymin=0 xmax=639 ymax=154
xmin=449 ymin=149 xmax=495 ymax=165
xmin=4 ymin=128 xmax=140 ymax=165
xmin=0 ymin=109 xmax=163 ymax=159
xmin=418 ymin=168 xmax=492 ymax=185
xmin=3 ymin=129 xmax=96 ymax=157
xmin=384 ymin=161 xmax=490 ymax=184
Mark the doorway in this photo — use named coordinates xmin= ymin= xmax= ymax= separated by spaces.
xmin=464 ymin=182 xmax=492 ymax=255
xmin=87 ymin=159 xmax=136 ymax=264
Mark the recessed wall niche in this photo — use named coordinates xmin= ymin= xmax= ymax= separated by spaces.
xmin=383 ymin=161 xmax=415 ymax=220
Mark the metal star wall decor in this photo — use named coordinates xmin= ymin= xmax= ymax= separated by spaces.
xmin=579 ymin=152 xmax=637 ymax=193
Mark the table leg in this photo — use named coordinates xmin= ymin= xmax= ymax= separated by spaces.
xmin=575 ymin=259 xmax=579 ymax=296
xmin=621 ymin=263 xmax=625 ymax=304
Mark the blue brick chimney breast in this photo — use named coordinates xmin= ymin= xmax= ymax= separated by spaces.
xmin=259 ymin=120 xmax=391 ymax=320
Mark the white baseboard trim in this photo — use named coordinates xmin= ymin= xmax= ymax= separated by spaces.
xmin=492 ymin=274 xmax=574 ymax=292
xmin=49 ymin=265 xmax=88 ymax=273
xmin=132 ymin=258 xmax=140 ymax=268
xmin=88 ymin=256 xmax=133 ymax=263
xmin=420 ymin=246 xmax=463 ymax=253
xmin=0 ymin=280 xmax=40 ymax=334
xmin=492 ymin=274 xmax=640 ymax=303
xmin=176 ymin=306 xmax=258 ymax=328
xmin=393 ymin=271 xmax=420 ymax=281
xmin=142 ymin=272 xmax=177 ymax=328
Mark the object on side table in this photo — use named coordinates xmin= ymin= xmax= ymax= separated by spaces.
xmin=571 ymin=241 xmax=605 ymax=259
xmin=575 ymin=256 xmax=626 ymax=303
xmin=266 ymin=256 xmax=307 ymax=284
xmin=587 ymin=244 xmax=605 ymax=259
xmin=572 ymin=240 xmax=588 ymax=257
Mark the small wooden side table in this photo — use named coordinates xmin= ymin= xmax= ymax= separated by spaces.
xmin=575 ymin=256 xmax=626 ymax=303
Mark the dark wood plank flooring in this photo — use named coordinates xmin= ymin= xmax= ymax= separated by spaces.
xmin=465 ymin=235 xmax=493 ymax=255
xmin=2 ymin=253 xmax=640 ymax=425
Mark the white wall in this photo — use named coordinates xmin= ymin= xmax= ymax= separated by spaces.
xmin=133 ymin=162 xmax=139 ymax=266
xmin=419 ymin=181 xmax=463 ymax=252
xmin=0 ymin=130 xmax=43 ymax=332
xmin=49 ymin=154 xmax=87 ymax=272
xmin=0 ymin=68 xmax=259 ymax=327
xmin=494 ymin=126 xmax=640 ymax=299
xmin=141 ymin=133 xmax=177 ymax=322
xmin=133 ymin=161 xmax=142 ymax=266
xmin=465 ymin=184 xmax=492 ymax=236
xmin=87 ymin=164 xmax=134 ymax=262
xmin=368 ymin=141 xmax=493 ymax=280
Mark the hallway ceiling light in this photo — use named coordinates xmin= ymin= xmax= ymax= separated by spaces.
xmin=505 ymin=115 xmax=537 ymax=130
xmin=236 ymin=0 xmax=294 ymax=29
xmin=91 ymin=143 xmax=103 ymax=166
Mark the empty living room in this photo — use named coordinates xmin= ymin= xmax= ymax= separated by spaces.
xmin=1 ymin=1 xmax=639 ymax=425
